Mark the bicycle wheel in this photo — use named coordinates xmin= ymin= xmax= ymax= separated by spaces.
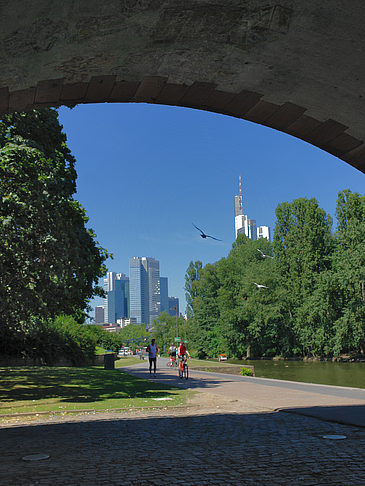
xmin=183 ymin=363 xmax=189 ymax=380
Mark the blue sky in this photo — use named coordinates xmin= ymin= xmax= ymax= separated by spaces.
xmin=58 ymin=103 xmax=364 ymax=318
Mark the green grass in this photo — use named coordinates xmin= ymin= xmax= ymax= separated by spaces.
xmin=95 ymin=346 xmax=107 ymax=355
xmin=114 ymin=357 xmax=141 ymax=368
xmin=0 ymin=366 xmax=188 ymax=416
xmin=188 ymin=359 xmax=241 ymax=368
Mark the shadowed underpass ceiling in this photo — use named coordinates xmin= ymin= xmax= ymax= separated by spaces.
xmin=1 ymin=0 xmax=365 ymax=173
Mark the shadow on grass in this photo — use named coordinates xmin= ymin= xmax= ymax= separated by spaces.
xmin=0 ymin=367 xmax=180 ymax=405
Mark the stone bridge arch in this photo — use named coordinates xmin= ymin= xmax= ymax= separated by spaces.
xmin=1 ymin=0 xmax=365 ymax=173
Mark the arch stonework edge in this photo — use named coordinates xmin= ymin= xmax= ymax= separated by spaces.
xmin=0 ymin=76 xmax=364 ymax=174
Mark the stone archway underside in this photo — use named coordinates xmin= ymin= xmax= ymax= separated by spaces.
xmin=1 ymin=0 xmax=365 ymax=173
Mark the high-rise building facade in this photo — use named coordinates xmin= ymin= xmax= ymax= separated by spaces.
xmin=234 ymin=175 xmax=270 ymax=241
xmin=160 ymin=276 xmax=169 ymax=313
xmin=103 ymin=272 xmax=129 ymax=324
xmin=257 ymin=225 xmax=270 ymax=240
xmin=129 ymin=257 xmax=160 ymax=327
xmin=95 ymin=306 xmax=105 ymax=323
xmin=168 ymin=297 xmax=179 ymax=317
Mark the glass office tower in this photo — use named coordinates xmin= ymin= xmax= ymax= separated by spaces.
xmin=129 ymin=256 xmax=160 ymax=327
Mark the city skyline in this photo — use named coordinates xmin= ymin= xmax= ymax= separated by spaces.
xmin=99 ymin=262 xmax=180 ymax=327
xmin=57 ymin=103 xmax=364 ymax=318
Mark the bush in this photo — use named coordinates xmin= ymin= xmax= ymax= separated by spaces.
xmin=240 ymin=366 xmax=253 ymax=376
xmin=50 ymin=315 xmax=97 ymax=365
xmin=0 ymin=315 xmax=97 ymax=366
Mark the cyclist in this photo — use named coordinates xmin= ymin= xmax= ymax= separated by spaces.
xmin=178 ymin=341 xmax=190 ymax=377
xmin=168 ymin=343 xmax=177 ymax=366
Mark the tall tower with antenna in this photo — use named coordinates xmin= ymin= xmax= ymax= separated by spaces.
xmin=234 ymin=175 xmax=248 ymax=238
xmin=239 ymin=174 xmax=242 ymax=213
xmin=234 ymin=175 xmax=243 ymax=218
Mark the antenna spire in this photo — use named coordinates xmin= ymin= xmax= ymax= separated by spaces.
xmin=239 ymin=175 xmax=242 ymax=212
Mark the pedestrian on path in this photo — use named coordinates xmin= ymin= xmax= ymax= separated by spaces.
xmin=146 ymin=339 xmax=159 ymax=376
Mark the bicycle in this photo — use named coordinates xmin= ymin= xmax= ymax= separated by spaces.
xmin=178 ymin=357 xmax=189 ymax=380
xmin=167 ymin=356 xmax=178 ymax=368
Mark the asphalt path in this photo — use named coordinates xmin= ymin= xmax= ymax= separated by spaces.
xmin=121 ymin=357 xmax=365 ymax=427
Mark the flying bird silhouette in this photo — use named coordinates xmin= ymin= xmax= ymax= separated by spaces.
xmin=192 ymin=223 xmax=221 ymax=241
xmin=252 ymin=282 xmax=269 ymax=289
xmin=257 ymin=249 xmax=274 ymax=259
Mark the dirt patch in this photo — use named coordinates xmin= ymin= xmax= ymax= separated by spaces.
xmin=0 ymin=390 xmax=269 ymax=428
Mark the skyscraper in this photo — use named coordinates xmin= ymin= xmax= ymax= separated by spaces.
xmin=168 ymin=297 xmax=179 ymax=317
xmin=103 ymin=272 xmax=129 ymax=324
xmin=129 ymin=257 xmax=160 ymax=327
xmin=234 ymin=175 xmax=270 ymax=241
xmin=257 ymin=225 xmax=271 ymax=240
xmin=95 ymin=306 xmax=105 ymax=324
xmin=160 ymin=276 xmax=169 ymax=313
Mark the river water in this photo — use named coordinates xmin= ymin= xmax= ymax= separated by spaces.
xmin=229 ymin=359 xmax=365 ymax=389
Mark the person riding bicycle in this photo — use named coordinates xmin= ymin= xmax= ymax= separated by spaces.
xmin=178 ymin=341 xmax=190 ymax=376
xmin=168 ymin=343 xmax=177 ymax=366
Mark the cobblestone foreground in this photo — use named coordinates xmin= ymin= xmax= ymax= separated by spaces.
xmin=0 ymin=403 xmax=364 ymax=486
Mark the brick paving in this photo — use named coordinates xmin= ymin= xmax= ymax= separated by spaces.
xmin=0 ymin=361 xmax=364 ymax=485
xmin=0 ymin=406 xmax=364 ymax=485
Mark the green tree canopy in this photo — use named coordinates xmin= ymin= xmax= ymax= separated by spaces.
xmin=0 ymin=109 xmax=110 ymax=336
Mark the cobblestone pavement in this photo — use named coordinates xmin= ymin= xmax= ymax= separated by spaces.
xmin=0 ymin=401 xmax=364 ymax=486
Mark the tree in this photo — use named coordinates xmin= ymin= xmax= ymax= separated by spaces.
xmin=152 ymin=312 xmax=188 ymax=353
xmin=0 ymin=109 xmax=110 ymax=337
xmin=218 ymin=234 xmax=283 ymax=358
xmin=117 ymin=323 xmax=150 ymax=345
xmin=273 ymin=197 xmax=333 ymax=355
xmin=331 ymin=190 xmax=365 ymax=355
xmin=190 ymin=262 xmax=222 ymax=358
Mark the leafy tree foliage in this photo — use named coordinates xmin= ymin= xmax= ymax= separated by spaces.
xmin=0 ymin=315 xmax=97 ymax=366
xmin=117 ymin=322 xmax=150 ymax=346
xmin=187 ymin=192 xmax=364 ymax=359
xmin=332 ymin=190 xmax=365 ymax=355
xmin=152 ymin=312 xmax=188 ymax=353
xmin=0 ymin=109 xmax=110 ymax=340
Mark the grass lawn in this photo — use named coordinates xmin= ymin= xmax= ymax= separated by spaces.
xmin=114 ymin=356 xmax=141 ymax=368
xmin=0 ymin=366 xmax=189 ymax=417
xmin=188 ymin=359 xmax=241 ymax=368
xmin=188 ymin=359 xmax=253 ymax=375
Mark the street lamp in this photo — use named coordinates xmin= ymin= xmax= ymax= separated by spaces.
xmin=175 ymin=306 xmax=178 ymax=339
xmin=183 ymin=314 xmax=187 ymax=342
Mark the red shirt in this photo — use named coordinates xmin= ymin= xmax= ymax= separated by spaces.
xmin=179 ymin=344 xmax=186 ymax=355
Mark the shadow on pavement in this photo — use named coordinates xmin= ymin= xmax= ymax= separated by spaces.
xmin=0 ymin=407 xmax=364 ymax=485
xmin=119 ymin=366 xmax=233 ymax=390
xmin=280 ymin=404 xmax=365 ymax=428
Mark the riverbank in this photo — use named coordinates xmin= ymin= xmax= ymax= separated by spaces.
xmin=228 ymin=358 xmax=365 ymax=389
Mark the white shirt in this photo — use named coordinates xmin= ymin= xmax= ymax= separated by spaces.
xmin=148 ymin=343 xmax=157 ymax=358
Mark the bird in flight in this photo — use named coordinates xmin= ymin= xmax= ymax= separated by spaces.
xmin=192 ymin=223 xmax=221 ymax=241
xmin=252 ymin=282 xmax=269 ymax=289
xmin=257 ymin=249 xmax=274 ymax=259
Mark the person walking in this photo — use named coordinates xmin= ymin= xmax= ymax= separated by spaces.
xmin=146 ymin=339 xmax=159 ymax=377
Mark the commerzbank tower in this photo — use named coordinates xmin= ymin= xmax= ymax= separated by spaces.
xmin=234 ymin=175 xmax=270 ymax=241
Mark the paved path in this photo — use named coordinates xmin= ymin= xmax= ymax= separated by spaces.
xmin=0 ymin=360 xmax=364 ymax=485
xmin=122 ymin=358 xmax=365 ymax=427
